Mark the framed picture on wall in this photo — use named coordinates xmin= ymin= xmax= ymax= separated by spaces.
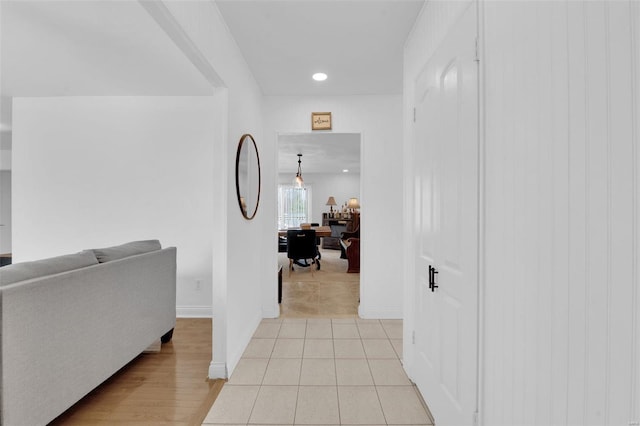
xmin=311 ymin=112 xmax=332 ymax=130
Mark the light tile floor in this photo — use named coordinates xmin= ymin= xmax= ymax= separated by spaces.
xmin=202 ymin=318 xmax=433 ymax=426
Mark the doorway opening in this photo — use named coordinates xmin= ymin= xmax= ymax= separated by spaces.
xmin=276 ymin=132 xmax=361 ymax=317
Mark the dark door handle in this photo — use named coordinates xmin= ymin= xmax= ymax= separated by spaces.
xmin=429 ymin=265 xmax=438 ymax=292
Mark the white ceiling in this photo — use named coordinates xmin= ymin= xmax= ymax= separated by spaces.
xmin=216 ymin=0 xmax=424 ymax=96
xmin=0 ymin=1 xmax=214 ymax=98
xmin=278 ymin=133 xmax=360 ymax=174
xmin=219 ymin=0 xmax=422 ymax=173
xmin=0 ymin=0 xmax=423 ymax=172
xmin=0 ymin=0 xmax=214 ymax=135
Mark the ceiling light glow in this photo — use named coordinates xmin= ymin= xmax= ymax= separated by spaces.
xmin=313 ymin=72 xmax=328 ymax=81
xmin=343 ymin=169 xmax=349 ymax=173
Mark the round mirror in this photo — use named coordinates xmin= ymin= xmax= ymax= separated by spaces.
xmin=235 ymin=134 xmax=261 ymax=220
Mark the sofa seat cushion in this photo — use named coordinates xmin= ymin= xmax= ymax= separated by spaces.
xmin=90 ymin=240 xmax=162 ymax=263
xmin=0 ymin=250 xmax=99 ymax=286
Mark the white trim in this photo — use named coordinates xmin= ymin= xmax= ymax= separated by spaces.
xmin=476 ymin=0 xmax=487 ymax=424
xmin=261 ymin=130 xmax=281 ymax=320
xmin=262 ymin=306 xmax=280 ymax=319
xmin=402 ymin=25 xmax=417 ymax=384
xmin=211 ymin=87 xmax=229 ymax=383
xmin=632 ymin=0 xmax=640 ymax=421
xmin=176 ymin=306 xmax=212 ymax=318
xmin=139 ymin=0 xmax=224 ymax=88
xmin=358 ymin=131 xmax=366 ymax=315
xmin=208 ymin=361 xmax=227 ymax=380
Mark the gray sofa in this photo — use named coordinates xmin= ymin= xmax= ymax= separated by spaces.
xmin=0 ymin=240 xmax=176 ymax=426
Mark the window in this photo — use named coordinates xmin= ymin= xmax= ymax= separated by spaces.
xmin=278 ymin=185 xmax=312 ymax=229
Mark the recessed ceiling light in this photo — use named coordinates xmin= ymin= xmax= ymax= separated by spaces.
xmin=343 ymin=169 xmax=349 ymax=173
xmin=313 ymin=72 xmax=328 ymax=81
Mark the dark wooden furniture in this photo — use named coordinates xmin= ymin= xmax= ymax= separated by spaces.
xmin=340 ymin=238 xmax=360 ymax=273
xmin=321 ymin=216 xmax=357 ymax=249
xmin=339 ymin=226 xmax=360 ymax=259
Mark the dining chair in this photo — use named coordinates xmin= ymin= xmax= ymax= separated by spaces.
xmin=286 ymin=229 xmax=321 ymax=271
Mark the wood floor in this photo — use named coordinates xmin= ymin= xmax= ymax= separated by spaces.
xmin=50 ymin=249 xmax=357 ymax=425
xmin=50 ymin=318 xmax=223 ymax=426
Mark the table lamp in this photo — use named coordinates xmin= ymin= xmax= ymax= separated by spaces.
xmin=347 ymin=197 xmax=360 ymax=212
xmin=326 ymin=196 xmax=337 ymax=213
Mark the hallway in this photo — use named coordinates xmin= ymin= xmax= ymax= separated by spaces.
xmin=202 ymin=318 xmax=432 ymax=425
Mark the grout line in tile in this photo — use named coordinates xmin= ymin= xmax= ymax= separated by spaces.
xmin=214 ymin=319 xmax=405 ymax=426
xmin=366 ymin=347 xmax=389 ymax=426
xmin=292 ymin=376 xmax=301 ymax=426
xmin=332 ymin=338 xmax=340 ymax=424
xmin=293 ymin=343 xmax=304 ymax=424
xmin=372 ymin=384 xmax=389 ymax=426
xmin=244 ymin=383 xmax=261 ymax=426
xmin=335 ymin=382 xmax=342 ymax=425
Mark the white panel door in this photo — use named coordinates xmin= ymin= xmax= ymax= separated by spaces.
xmin=411 ymin=4 xmax=478 ymax=425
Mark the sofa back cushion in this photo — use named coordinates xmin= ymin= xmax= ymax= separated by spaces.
xmin=90 ymin=240 xmax=162 ymax=263
xmin=0 ymin=250 xmax=99 ymax=286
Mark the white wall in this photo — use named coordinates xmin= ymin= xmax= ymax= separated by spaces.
xmin=264 ymin=95 xmax=403 ymax=318
xmin=404 ymin=1 xmax=640 ymax=424
xmin=0 ymin=170 xmax=10 ymax=253
xmin=1 ymin=123 xmax=11 ymax=228
xmin=0 ymin=149 xmax=10 ymax=171
xmin=12 ymin=96 xmax=219 ymax=313
xmin=161 ymin=1 xmax=265 ymax=378
xmin=278 ymin=172 xmax=360 ymax=225
xmin=480 ymin=1 xmax=639 ymax=425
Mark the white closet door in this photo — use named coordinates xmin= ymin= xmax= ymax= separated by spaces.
xmin=410 ymin=3 xmax=479 ymax=425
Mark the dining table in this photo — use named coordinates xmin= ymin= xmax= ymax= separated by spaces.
xmin=278 ymin=225 xmax=331 ymax=237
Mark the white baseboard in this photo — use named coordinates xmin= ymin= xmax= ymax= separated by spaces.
xmin=358 ymin=305 xmax=403 ymax=319
xmin=262 ymin=306 xmax=280 ymax=318
xmin=176 ymin=305 xmax=212 ymax=318
xmin=208 ymin=361 xmax=227 ymax=379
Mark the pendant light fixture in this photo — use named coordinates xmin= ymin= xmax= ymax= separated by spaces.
xmin=294 ymin=154 xmax=304 ymax=188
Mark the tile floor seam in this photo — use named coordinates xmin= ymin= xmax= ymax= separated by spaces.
xmin=259 ymin=357 xmax=267 ymax=387
xmin=334 ymin=383 xmax=342 ymax=425
xmin=382 ymin=322 xmax=391 ymax=340
xmin=244 ymin=385 xmax=261 ymax=426
xmin=333 ymin=336 xmax=342 ymax=425
xmin=292 ymin=380 xmax=301 ymax=425
xmin=292 ymin=328 xmax=304 ymax=426
xmin=366 ymin=348 xmax=390 ymax=426
xmin=373 ymin=385 xmax=390 ymax=426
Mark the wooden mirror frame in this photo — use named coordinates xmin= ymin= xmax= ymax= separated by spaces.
xmin=235 ymin=134 xmax=261 ymax=220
